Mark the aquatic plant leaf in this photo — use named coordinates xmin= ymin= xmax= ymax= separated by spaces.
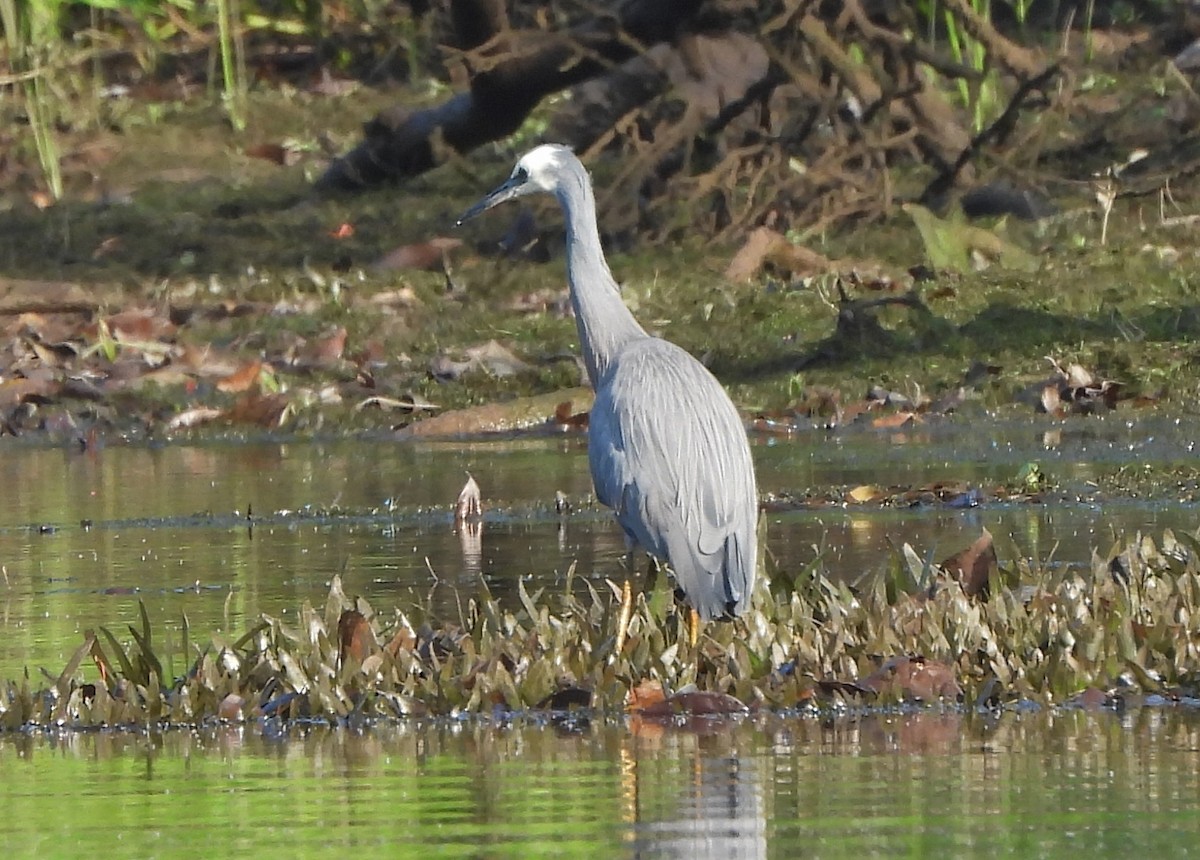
xmin=939 ymin=528 xmax=997 ymax=598
xmin=98 ymin=626 xmax=142 ymax=687
xmin=54 ymin=632 xmax=97 ymax=701
xmin=337 ymin=609 xmax=377 ymax=669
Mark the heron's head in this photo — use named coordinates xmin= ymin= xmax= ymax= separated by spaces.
xmin=455 ymin=144 xmax=574 ymax=225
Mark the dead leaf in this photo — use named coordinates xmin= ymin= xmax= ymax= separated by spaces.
xmin=725 ymin=226 xmax=834 ymax=281
xmin=1040 ymin=383 xmax=1063 ymax=415
xmin=226 ymin=392 xmax=290 ymax=427
xmin=848 ymin=484 xmax=886 ymax=503
xmin=243 ymin=142 xmax=300 ymax=166
xmin=167 ymin=407 xmax=223 ymax=431
xmin=367 ymin=287 xmax=421 ymax=309
xmin=939 ymin=528 xmax=997 ymax=597
xmin=216 ymin=361 xmax=264 ymax=394
xmin=553 ymin=399 xmax=589 ymax=430
xmin=871 ymin=411 xmax=918 ymax=429
xmin=375 ymin=237 xmax=463 ymax=271
xmin=627 ymin=679 xmax=668 ymax=713
xmin=639 ymin=690 xmax=749 ymax=717
xmin=308 ymin=326 xmax=347 ymax=364
xmin=337 ymin=609 xmax=377 ymax=668
xmin=863 ymin=656 xmax=963 ymax=702
xmin=103 ymin=308 xmax=176 ymax=342
xmin=217 ymin=693 xmax=246 ymax=721
xmin=430 ymin=340 xmax=532 ymax=381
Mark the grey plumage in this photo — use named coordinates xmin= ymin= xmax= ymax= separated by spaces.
xmin=457 ymin=144 xmax=758 ymax=620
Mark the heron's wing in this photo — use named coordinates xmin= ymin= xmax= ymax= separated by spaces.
xmin=588 ymin=339 xmax=758 ymax=618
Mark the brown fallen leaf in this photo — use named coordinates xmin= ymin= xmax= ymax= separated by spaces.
xmin=862 ymin=655 xmax=963 ymax=702
xmin=725 ymin=226 xmax=835 ymax=281
xmin=337 ymin=609 xmax=377 ymax=668
xmin=243 ymin=142 xmax=300 ymax=166
xmin=939 ymin=527 xmax=997 ymax=598
xmin=217 ymin=693 xmax=246 ymax=721
xmin=1068 ymin=686 xmax=1111 ymax=710
xmin=639 ymin=690 xmax=749 ymax=718
xmin=627 ymin=679 xmax=668 ymax=713
xmin=216 ymin=360 xmax=263 ymax=394
xmin=553 ymin=399 xmax=589 ymax=430
xmin=1040 ymin=383 xmax=1063 ymax=416
xmin=312 ymin=326 xmax=347 ymax=363
xmin=375 ymin=237 xmax=463 ymax=271
xmin=102 ymin=308 xmax=177 ymax=342
xmin=226 ymin=392 xmax=290 ymax=427
xmin=871 ymin=411 xmax=918 ymax=429
xmin=383 ymin=624 xmax=417 ymax=658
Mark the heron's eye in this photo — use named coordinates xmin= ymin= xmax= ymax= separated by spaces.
xmin=514 ymin=166 xmax=529 ymax=181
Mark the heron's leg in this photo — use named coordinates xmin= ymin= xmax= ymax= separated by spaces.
xmin=687 ymin=607 xmax=701 ymax=649
xmin=614 ymin=578 xmax=633 ymax=656
xmin=643 ymin=554 xmax=660 ymax=594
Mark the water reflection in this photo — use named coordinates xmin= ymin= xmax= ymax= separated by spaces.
xmin=2 ymin=710 xmax=1200 ymax=856
xmin=0 ymin=419 xmax=1199 ymax=678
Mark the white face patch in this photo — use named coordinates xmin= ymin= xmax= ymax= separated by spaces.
xmin=514 ymin=144 xmax=573 ymax=192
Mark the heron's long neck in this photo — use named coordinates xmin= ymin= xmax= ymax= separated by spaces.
xmin=557 ymin=172 xmax=646 ymax=387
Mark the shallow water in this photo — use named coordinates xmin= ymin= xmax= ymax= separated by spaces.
xmin=2 ymin=415 xmax=1199 ymax=856
xmin=0 ymin=414 xmax=1197 ymax=678
xmin=2 ymin=709 xmax=1199 ymax=858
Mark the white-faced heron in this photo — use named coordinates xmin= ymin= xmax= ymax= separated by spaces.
xmin=457 ymin=144 xmax=758 ymax=620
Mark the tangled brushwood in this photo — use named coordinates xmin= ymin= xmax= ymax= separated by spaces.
xmin=5 ymin=528 xmax=1200 ymax=730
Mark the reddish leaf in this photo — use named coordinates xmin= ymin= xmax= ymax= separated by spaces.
xmin=337 ymin=609 xmax=377 ymax=668
xmin=627 ymin=679 xmax=667 ymax=713
xmin=104 ymin=308 xmax=176 ymax=342
xmin=243 ymin=142 xmax=298 ymax=166
xmin=375 ymin=237 xmax=463 ymax=271
xmin=226 ymin=392 xmax=289 ymax=427
xmin=640 ymin=690 xmax=749 ymax=718
xmin=216 ymin=360 xmax=263 ymax=394
xmin=553 ymin=399 xmax=589 ymax=429
xmin=940 ymin=528 xmax=997 ymax=597
xmin=863 ymin=656 xmax=963 ymax=702
xmin=871 ymin=411 xmax=918 ymax=429
xmin=218 ymin=693 xmax=246 ymax=720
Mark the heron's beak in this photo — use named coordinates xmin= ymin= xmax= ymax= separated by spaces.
xmin=455 ymin=175 xmax=525 ymax=226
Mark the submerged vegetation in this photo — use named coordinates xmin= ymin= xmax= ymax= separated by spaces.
xmin=5 ymin=527 xmax=1200 ymax=730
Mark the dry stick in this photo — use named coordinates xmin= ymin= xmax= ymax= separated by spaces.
xmin=920 ymin=62 xmax=1062 ymax=205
